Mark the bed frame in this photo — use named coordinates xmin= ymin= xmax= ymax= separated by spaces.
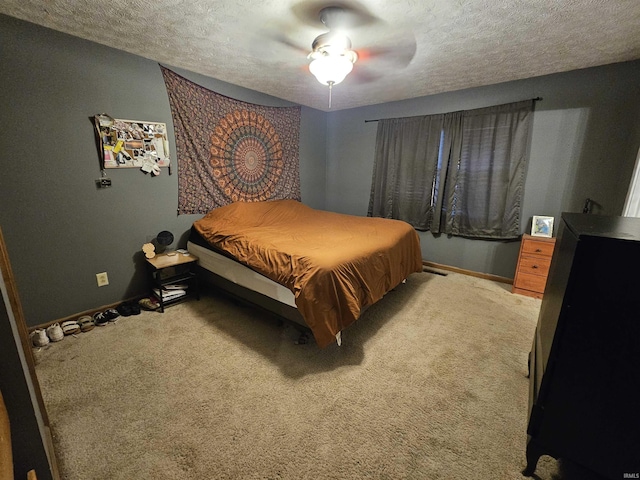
xmin=187 ymin=238 xmax=314 ymax=342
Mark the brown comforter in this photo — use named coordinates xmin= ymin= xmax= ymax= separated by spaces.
xmin=193 ymin=200 xmax=422 ymax=347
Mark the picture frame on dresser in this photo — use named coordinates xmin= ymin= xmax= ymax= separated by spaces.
xmin=531 ymin=215 xmax=554 ymax=237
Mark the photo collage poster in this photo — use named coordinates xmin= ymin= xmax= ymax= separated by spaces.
xmin=96 ymin=115 xmax=170 ymax=171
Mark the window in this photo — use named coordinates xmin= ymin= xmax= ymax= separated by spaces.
xmin=368 ymin=100 xmax=535 ymax=239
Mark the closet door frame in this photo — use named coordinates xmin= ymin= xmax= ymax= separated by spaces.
xmin=0 ymin=226 xmax=59 ymax=479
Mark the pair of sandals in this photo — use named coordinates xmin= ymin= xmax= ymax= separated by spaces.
xmin=61 ymin=320 xmax=80 ymax=335
xmin=76 ymin=316 xmax=95 ymax=332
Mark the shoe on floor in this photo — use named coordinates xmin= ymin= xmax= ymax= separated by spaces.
xmin=116 ymin=302 xmax=133 ymax=317
xmin=78 ymin=315 xmax=95 ymax=332
xmin=46 ymin=323 xmax=64 ymax=342
xmin=129 ymin=301 xmax=141 ymax=315
xmin=104 ymin=308 xmax=120 ymax=322
xmin=30 ymin=328 xmax=49 ymax=347
xmin=61 ymin=320 xmax=80 ymax=336
xmin=93 ymin=311 xmax=109 ymax=326
xmin=138 ymin=297 xmax=160 ymax=311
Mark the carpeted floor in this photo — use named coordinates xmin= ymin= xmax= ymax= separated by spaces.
xmin=33 ymin=271 xmax=605 ymax=479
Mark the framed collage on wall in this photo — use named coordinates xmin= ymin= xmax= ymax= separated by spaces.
xmin=95 ymin=115 xmax=170 ymax=172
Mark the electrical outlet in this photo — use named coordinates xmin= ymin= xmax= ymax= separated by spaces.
xmin=96 ymin=272 xmax=109 ymax=287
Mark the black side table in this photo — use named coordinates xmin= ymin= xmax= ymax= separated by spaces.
xmin=146 ymin=252 xmax=200 ymax=312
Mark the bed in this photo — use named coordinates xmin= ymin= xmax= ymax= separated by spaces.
xmin=187 ymin=199 xmax=423 ymax=347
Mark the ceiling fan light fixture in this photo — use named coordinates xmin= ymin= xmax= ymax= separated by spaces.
xmin=311 ymin=31 xmax=353 ymax=55
xmin=306 ymin=8 xmax=359 ymax=108
xmin=309 ymin=54 xmax=355 ymax=86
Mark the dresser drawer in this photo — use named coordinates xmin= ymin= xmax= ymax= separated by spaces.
xmin=512 ymin=234 xmax=556 ymax=299
xmin=522 ymin=238 xmax=555 ymax=257
xmin=514 ymin=271 xmax=548 ymax=294
xmin=518 ymin=255 xmax=551 ymax=277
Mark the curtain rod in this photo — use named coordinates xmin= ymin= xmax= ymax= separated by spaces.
xmin=364 ymin=97 xmax=543 ymax=123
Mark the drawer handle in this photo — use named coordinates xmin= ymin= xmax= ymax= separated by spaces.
xmin=535 ymin=248 xmax=542 ymax=252
xmin=532 ymin=265 xmax=538 ymax=269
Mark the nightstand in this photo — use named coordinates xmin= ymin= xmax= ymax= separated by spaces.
xmin=512 ymin=234 xmax=556 ymax=299
xmin=146 ymin=252 xmax=200 ymax=312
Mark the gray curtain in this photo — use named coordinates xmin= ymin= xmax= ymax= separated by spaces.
xmin=368 ymin=115 xmax=444 ymax=230
xmin=368 ymin=100 xmax=534 ymax=239
xmin=441 ymin=100 xmax=534 ymax=238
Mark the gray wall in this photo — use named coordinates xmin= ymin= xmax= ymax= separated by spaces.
xmin=325 ymin=61 xmax=640 ymax=277
xmin=2 ymin=13 xmax=640 ymax=327
xmin=0 ymin=15 xmax=327 ymax=327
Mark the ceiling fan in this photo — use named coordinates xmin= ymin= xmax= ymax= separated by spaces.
xmin=266 ymin=1 xmax=417 ymax=108
xmin=307 ymin=6 xmax=359 ymax=106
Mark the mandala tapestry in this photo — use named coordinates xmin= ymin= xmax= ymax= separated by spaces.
xmin=160 ymin=66 xmax=301 ymax=214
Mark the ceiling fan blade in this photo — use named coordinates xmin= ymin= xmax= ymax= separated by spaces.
xmin=269 ymin=31 xmax=309 ymax=55
xmin=358 ymin=41 xmax=417 ymax=70
xmin=252 ymin=20 xmax=313 ymax=66
xmin=348 ymin=66 xmax=383 ymax=84
xmin=345 ymin=18 xmax=417 ymax=75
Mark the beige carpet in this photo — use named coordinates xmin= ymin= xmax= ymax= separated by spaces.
xmin=33 ymin=271 xmax=604 ymax=479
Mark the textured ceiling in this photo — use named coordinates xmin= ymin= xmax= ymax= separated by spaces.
xmin=2 ymin=0 xmax=640 ymax=111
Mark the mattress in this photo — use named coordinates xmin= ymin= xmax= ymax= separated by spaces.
xmin=187 ymin=239 xmax=296 ymax=308
xmin=191 ymin=200 xmax=423 ymax=347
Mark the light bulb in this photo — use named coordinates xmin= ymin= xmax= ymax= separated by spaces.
xmin=309 ymin=55 xmax=354 ymax=86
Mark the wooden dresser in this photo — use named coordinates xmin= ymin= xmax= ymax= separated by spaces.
xmin=512 ymin=234 xmax=556 ymax=299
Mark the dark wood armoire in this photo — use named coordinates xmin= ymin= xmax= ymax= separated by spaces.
xmin=525 ymin=213 xmax=640 ymax=479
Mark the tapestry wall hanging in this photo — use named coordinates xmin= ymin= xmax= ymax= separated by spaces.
xmin=160 ymin=66 xmax=301 ymax=215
